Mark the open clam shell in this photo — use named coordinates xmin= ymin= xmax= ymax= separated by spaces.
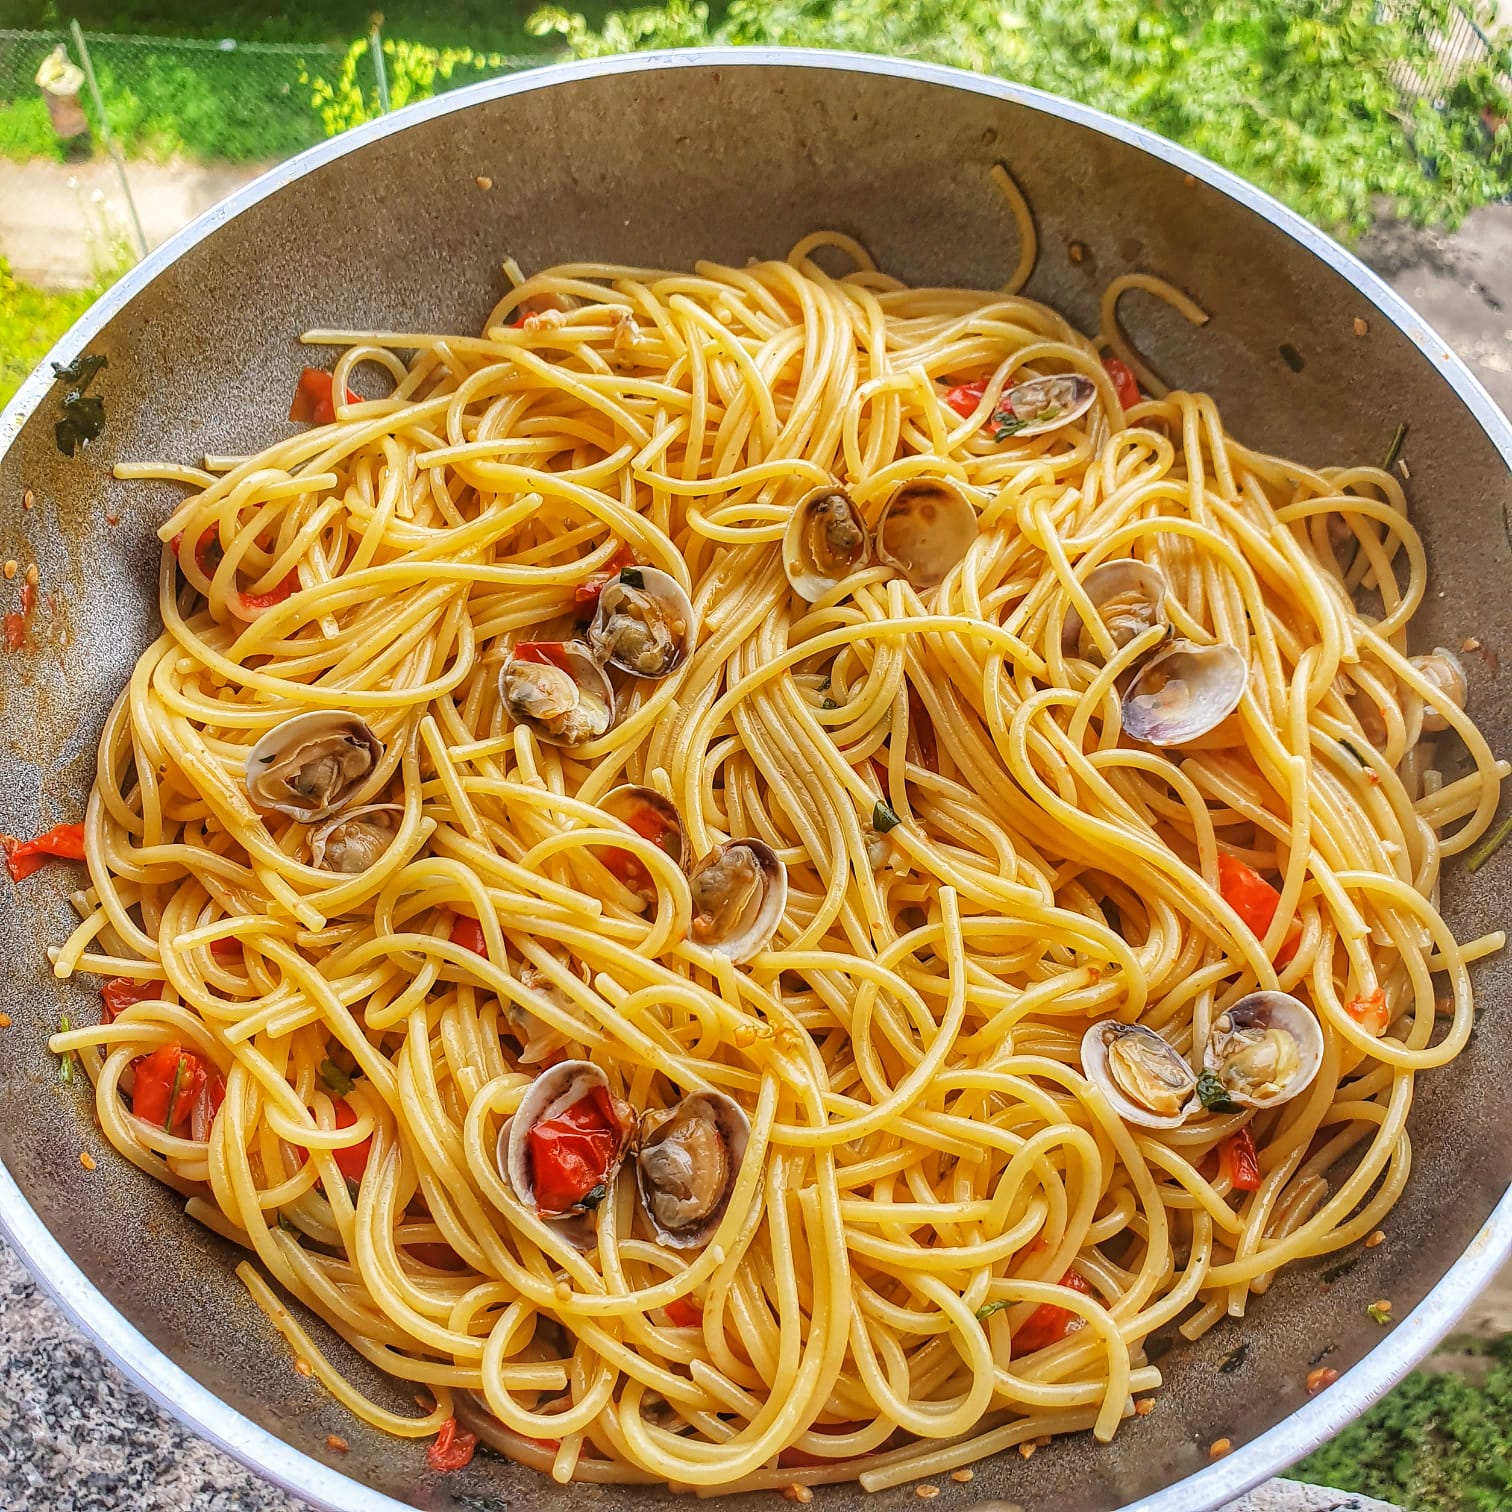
xmin=501 ymin=642 xmax=615 ymax=749
xmin=601 ymin=786 xmax=689 ymax=872
xmin=1121 ymin=638 xmax=1247 ymax=746
xmin=1081 ymin=1021 xmax=1197 ymax=1130
xmin=782 ymin=484 xmax=872 ymax=602
xmin=874 ymin=479 xmax=980 ymax=592
xmin=1409 ymin=647 xmax=1467 ymax=732
xmin=1062 ymin=559 xmax=1171 ymax=662
xmin=499 ymin=1060 xmax=635 ymax=1222
xmin=636 ymin=1091 xmax=750 ymax=1250
xmin=588 ymin=565 xmax=697 ymax=679
xmin=244 ymin=711 xmax=382 ymax=823
xmin=994 ymin=373 xmax=1097 ymax=438
xmin=1203 ymin=992 xmax=1323 ymax=1111
xmin=309 ymin=803 xmax=404 ymax=874
xmin=688 ymin=840 xmax=787 ymax=963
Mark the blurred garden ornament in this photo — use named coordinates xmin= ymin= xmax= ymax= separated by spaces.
xmin=35 ymin=46 xmax=90 ymax=156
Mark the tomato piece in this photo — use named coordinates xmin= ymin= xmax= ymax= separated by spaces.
xmin=527 ymin=1084 xmax=623 ymax=1216
xmin=574 ymin=545 xmax=638 ymax=606
xmin=178 ymin=526 xmax=226 ymax=578
xmin=603 ymin=847 xmax=652 ymax=894
xmin=332 ymin=1098 xmax=373 ymax=1183
xmin=664 ymin=1295 xmax=702 ymax=1328
xmin=289 ymin=367 xmax=359 ymax=426
xmin=943 ymin=379 xmax=988 ymax=418
xmin=101 ymin=977 xmax=164 ymax=1023
xmin=1012 ymin=1270 xmax=1093 ymax=1354
xmin=1102 ymin=355 xmax=1141 ymax=409
xmin=511 ymin=641 xmax=572 ymax=671
xmin=2 ymin=822 xmax=87 ymax=882
xmin=449 ymin=916 xmax=488 ymax=957
xmin=408 ymin=1241 xmax=468 ymax=1270
xmin=1345 ymin=987 xmax=1390 ymax=1036
xmin=211 ymin=936 xmax=241 ymax=961
xmin=238 ymin=569 xmax=300 ymax=614
xmin=132 ymin=1044 xmax=224 ymax=1137
xmin=1216 ymin=851 xmax=1299 ymax=967
xmin=426 ymin=1417 xmax=477 ymax=1473
xmin=1221 ymin=1127 xmax=1262 ymax=1191
xmin=3 ymin=612 xmax=23 ymax=650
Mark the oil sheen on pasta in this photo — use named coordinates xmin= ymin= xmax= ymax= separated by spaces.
xmin=48 ymin=220 xmax=1505 ymax=1493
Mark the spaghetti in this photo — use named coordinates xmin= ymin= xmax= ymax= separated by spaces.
xmin=44 ymin=216 xmax=1505 ymax=1493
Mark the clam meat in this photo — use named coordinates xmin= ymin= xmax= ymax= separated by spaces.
xmin=1062 ymin=559 xmax=1171 ymax=663
xmin=688 ymin=840 xmax=787 ymax=963
xmin=501 ymin=642 xmax=614 ymax=748
xmin=1121 ymin=639 xmax=1248 ymax=746
xmin=587 ymin=566 xmax=697 ymax=679
xmin=1081 ymin=1021 xmax=1197 ymax=1130
xmin=309 ymin=803 xmax=403 ymax=874
xmin=636 ymin=1090 xmax=750 ymax=1249
xmin=1204 ymin=992 xmax=1323 ymax=1110
xmin=782 ymin=485 xmax=872 ymax=602
xmin=244 ymin=712 xmax=382 ymax=823
xmin=1409 ymin=648 xmax=1467 ymax=732
xmin=874 ymin=479 xmax=980 ymax=593
xmin=992 ymin=373 xmax=1097 ymax=438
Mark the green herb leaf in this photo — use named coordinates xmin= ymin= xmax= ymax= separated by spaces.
xmin=57 ymin=1015 xmax=74 ymax=1085
xmin=1218 ymin=1342 xmax=1250 ymax=1374
xmin=51 ymin=354 xmax=107 ymax=388
xmin=991 ymin=409 xmax=1029 ymax=441
xmin=872 ymin=800 xmax=902 ymax=834
xmin=821 ymin=697 xmax=838 ymax=710
xmin=1382 ymin=422 xmax=1407 ymax=471
xmin=319 ymin=1059 xmax=354 ymax=1097
xmin=51 ymin=355 xmax=109 ymax=458
xmin=164 ymin=1052 xmax=187 ymax=1132
xmin=1367 ymin=1301 xmax=1393 ymax=1325
xmin=619 ymin=566 xmax=644 ymax=589
xmin=1469 ymin=813 xmax=1512 ymax=873
xmin=975 ymin=1299 xmax=1011 ymax=1320
xmin=579 ymin=1182 xmax=609 ymax=1211
xmin=1196 ymin=1068 xmax=1241 ymax=1114
xmin=1337 ymin=737 xmax=1370 ymax=768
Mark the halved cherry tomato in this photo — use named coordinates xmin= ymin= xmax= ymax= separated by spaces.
xmin=426 ymin=1417 xmax=477 ymax=1473
xmin=2 ymin=822 xmax=86 ymax=882
xmin=1012 ymin=1270 xmax=1094 ymax=1354
xmin=574 ymin=545 xmax=637 ymax=606
xmin=664 ymin=1296 xmax=703 ymax=1328
xmin=237 ymin=570 xmax=301 ymax=614
xmin=1345 ymin=987 xmax=1390 ymax=1036
xmin=132 ymin=1044 xmax=225 ymax=1138
xmin=289 ymin=367 xmax=359 ymax=426
xmin=101 ymin=977 xmax=164 ymax=1023
xmin=1216 ymin=851 xmax=1299 ymax=967
xmin=1220 ymin=1126 xmax=1262 ymax=1191
xmin=511 ymin=641 xmax=572 ymax=670
xmin=332 ymin=1098 xmax=372 ymax=1184
xmin=943 ymin=378 xmax=988 ymax=418
xmin=449 ymin=916 xmax=488 ymax=957
xmin=1102 ymin=355 xmax=1141 ymax=409
xmin=528 ymin=1084 xmax=623 ymax=1216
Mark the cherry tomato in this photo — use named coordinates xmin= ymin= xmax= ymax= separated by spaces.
xmin=101 ymin=978 xmax=163 ymax=1023
xmin=332 ymin=1098 xmax=373 ymax=1184
xmin=448 ymin=916 xmax=488 ymax=957
xmin=2 ymin=823 xmax=86 ymax=882
xmin=527 ymin=1084 xmax=623 ymax=1216
xmin=943 ymin=379 xmax=988 ymax=418
xmin=132 ymin=1044 xmax=225 ymax=1138
xmin=1102 ymin=355 xmax=1141 ymax=409
xmin=1221 ymin=1127 xmax=1263 ymax=1191
xmin=426 ymin=1417 xmax=477 ymax=1473
xmin=288 ymin=367 xmax=359 ymax=426
xmin=1012 ymin=1270 xmax=1094 ymax=1354
xmin=1216 ymin=851 xmax=1299 ymax=967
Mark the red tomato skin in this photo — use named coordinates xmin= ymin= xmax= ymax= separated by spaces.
xmin=426 ymin=1418 xmax=477 ymax=1472
xmin=101 ymin=978 xmax=164 ymax=1023
xmin=1216 ymin=851 xmax=1299 ymax=966
xmin=448 ymin=916 xmax=488 ymax=957
xmin=289 ymin=367 xmax=359 ymax=425
xmin=1222 ymin=1127 xmax=1263 ymax=1190
xmin=1102 ymin=355 xmax=1141 ymax=409
xmin=527 ymin=1085 xmax=623 ymax=1216
xmin=3 ymin=823 xmax=87 ymax=881
xmin=332 ymin=1098 xmax=373 ymax=1183
xmin=1012 ymin=1270 xmax=1094 ymax=1354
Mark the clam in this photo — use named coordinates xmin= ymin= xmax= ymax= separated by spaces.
xmin=688 ymin=840 xmax=787 ymax=963
xmin=782 ymin=485 xmax=872 ymax=602
xmin=1203 ymin=992 xmax=1323 ymax=1110
xmin=587 ymin=566 xmax=697 ymax=679
xmin=1081 ymin=1021 xmax=1197 ymax=1130
xmin=1121 ymin=639 xmax=1248 ymax=746
xmin=244 ymin=712 xmax=382 ymax=823
xmin=501 ymin=642 xmax=614 ymax=749
xmin=309 ymin=803 xmax=403 ymax=874
xmin=874 ymin=479 xmax=980 ymax=592
xmin=498 ymin=1060 xmax=635 ymax=1222
xmin=1409 ymin=648 xmax=1467 ymax=732
xmin=509 ymin=955 xmax=592 ymax=1065
xmin=1062 ymin=560 xmax=1171 ymax=662
xmin=602 ymin=786 xmax=688 ymax=870
xmin=993 ymin=373 xmax=1097 ymax=438
xmin=636 ymin=1090 xmax=750 ymax=1249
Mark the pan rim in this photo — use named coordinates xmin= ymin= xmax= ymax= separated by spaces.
xmin=1 ymin=45 xmax=1510 ymax=1512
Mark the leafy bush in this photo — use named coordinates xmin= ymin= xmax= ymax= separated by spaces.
xmin=0 ymin=258 xmax=101 ymax=408
xmin=528 ymin=0 xmax=1512 ymax=236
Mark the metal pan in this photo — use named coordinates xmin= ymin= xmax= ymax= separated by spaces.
xmin=1 ymin=48 xmax=1510 ymax=1512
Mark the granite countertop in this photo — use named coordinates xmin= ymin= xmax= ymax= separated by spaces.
xmin=0 ymin=1237 xmax=1407 ymax=1512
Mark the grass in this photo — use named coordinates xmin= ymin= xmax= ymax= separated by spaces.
xmin=0 ymin=258 xmax=100 ymax=407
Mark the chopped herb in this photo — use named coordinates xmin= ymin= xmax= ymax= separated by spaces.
xmin=991 ymin=409 xmax=1029 ymax=441
xmin=975 ymin=1300 xmax=1011 ymax=1320
xmin=618 ymin=567 xmax=644 ymax=589
xmin=1382 ymin=422 xmax=1407 ymax=471
xmin=1321 ymin=1257 xmax=1360 ymax=1285
xmin=873 ymin=800 xmax=902 ymax=834
xmin=163 ymin=1053 xmax=187 ymax=1132
xmin=1279 ymin=343 xmax=1305 ymax=373
xmin=817 ymin=675 xmax=831 ymax=692
xmin=51 ymin=354 xmax=109 ymax=457
xmin=821 ymin=698 xmax=838 ymax=710
xmin=1196 ymin=1069 xmax=1241 ymax=1114
xmin=1367 ymin=1300 xmax=1393 ymax=1325
xmin=319 ymin=1059 xmax=354 ymax=1097
xmin=1468 ymin=813 xmax=1512 ymax=872
xmin=57 ymin=1015 xmax=75 ymax=1084
xmin=579 ymin=1183 xmax=609 ymax=1211
xmin=1337 ymin=737 xmax=1370 ymax=769
xmin=1218 ymin=1342 xmax=1249 ymax=1374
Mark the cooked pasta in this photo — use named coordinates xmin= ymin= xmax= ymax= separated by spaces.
xmin=44 ymin=207 xmax=1505 ymax=1492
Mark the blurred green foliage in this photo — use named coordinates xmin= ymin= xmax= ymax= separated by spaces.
xmin=0 ymin=257 xmax=101 ymax=406
xmin=528 ymin=0 xmax=1512 ymax=236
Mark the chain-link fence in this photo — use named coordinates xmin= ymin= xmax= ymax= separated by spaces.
xmin=1388 ymin=0 xmax=1512 ymax=104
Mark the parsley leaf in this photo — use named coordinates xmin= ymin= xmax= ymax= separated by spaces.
xmin=619 ymin=567 xmax=644 ymax=589
xmin=319 ymin=1059 xmax=354 ymax=1097
xmin=975 ymin=1300 xmax=1010 ymax=1320
xmin=872 ymin=800 xmax=902 ymax=833
xmin=51 ymin=354 xmax=109 ymax=457
xmin=1196 ymin=1068 xmax=1242 ymax=1114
